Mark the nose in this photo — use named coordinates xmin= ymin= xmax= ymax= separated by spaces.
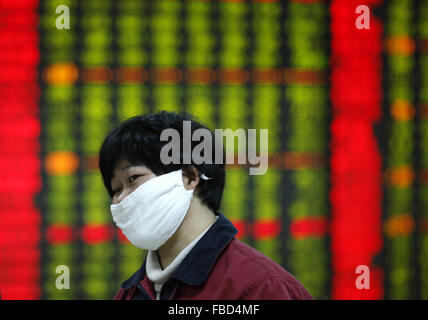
xmin=114 ymin=190 xmax=130 ymax=205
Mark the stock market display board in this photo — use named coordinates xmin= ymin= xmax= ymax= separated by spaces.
xmin=0 ymin=0 xmax=427 ymax=300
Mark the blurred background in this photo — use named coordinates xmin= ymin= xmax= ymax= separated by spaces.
xmin=0 ymin=0 xmax=427 ymax=300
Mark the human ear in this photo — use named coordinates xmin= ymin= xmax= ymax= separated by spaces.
xmin=181 ymin=166 xmax=200 ymax=190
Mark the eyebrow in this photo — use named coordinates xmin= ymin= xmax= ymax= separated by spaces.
xmin=121 ymin=164 xmax=133 ymax=172
xmin=111 ymin=164 xmax=134 ymax=182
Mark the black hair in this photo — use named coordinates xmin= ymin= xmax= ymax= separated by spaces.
xmin=98 ymin=111 xmax=225 ymax=212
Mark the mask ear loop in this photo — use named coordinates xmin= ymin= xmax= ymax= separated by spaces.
xmin=199 ymin=172 xmax=213 ymax=181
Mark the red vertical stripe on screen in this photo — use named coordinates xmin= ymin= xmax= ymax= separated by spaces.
xmin=0 ymin=0 xmax=41 ymax=299
xmin=330 ymin=0 xmax=384 ymax=299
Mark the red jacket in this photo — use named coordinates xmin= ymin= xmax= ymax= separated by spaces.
xmin=114 ymin=213 xmax=314 ymax=300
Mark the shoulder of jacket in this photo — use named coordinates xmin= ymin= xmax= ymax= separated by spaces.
xmin=241 ymin=275 xmax=312 ymax=300
xmin=225 ymin=238 xmax=312 ymax=295
xmin=226 ymin=238 xmax=286 ymax=274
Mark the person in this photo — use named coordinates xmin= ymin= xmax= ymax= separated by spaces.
xmin=98 ymin=111 xmax=314 ymax=300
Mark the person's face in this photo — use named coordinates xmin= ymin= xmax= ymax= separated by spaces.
xmin=110 ymin=158 xmax=157 ymax=205
xmin=110 ymin=158 xmax=200 ymax=205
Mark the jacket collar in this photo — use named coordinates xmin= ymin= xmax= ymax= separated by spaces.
xmin=121 ymin=212 xmax=238 ymax=290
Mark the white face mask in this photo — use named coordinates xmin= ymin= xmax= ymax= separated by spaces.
xmin=110 ymin=169 xmax=194 ymax=251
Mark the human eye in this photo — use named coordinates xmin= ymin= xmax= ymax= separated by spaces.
xmin=129 ymin=174 xmax=142 ymax=183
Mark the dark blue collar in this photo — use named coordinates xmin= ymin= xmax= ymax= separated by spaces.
xmin=121 ymin=212 xmax=238 ymax=290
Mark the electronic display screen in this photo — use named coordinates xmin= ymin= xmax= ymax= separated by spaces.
xmin=0 ymin=0 xmax=427 ymax=300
